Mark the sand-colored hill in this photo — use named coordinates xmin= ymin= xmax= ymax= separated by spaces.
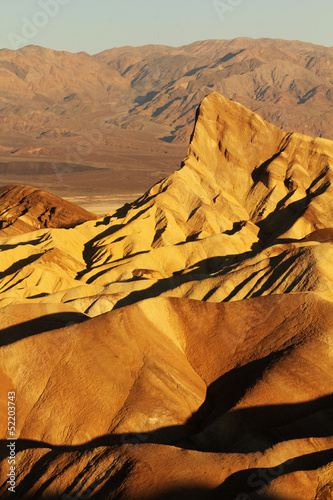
xmin=0 ymin=294 xmax=332 ymax=498
xmin=0 ymin=93 xmax=332 ymax=312
xmin=0 ymin=93 xmax=332 ymax=498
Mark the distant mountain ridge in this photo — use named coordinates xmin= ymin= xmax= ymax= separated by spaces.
xmin=96 ymin=37 xmax=333 ymax=142
xmin=0 ymin=37 xmax=332 ymax=203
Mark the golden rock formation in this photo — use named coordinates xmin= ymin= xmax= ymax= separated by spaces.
xmin=0 ymin=93 xmax=332 ymax=498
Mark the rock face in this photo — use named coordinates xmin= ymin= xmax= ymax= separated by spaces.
xmin=0 ymin=184 xmax=98 ymax=236
xmin=0 ymin=93 xmax=333 ymax=498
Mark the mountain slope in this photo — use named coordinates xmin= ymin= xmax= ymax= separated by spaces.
xmin=96 ymin=37 xmax=333 ymax=142
xmin=1 ymin=93 xmax=332 ymax=313
xmin=0 ymin=294 xmax=332 ymax=498
xmin=0 ymin=184 xmax=97 ymax=236
xmin=0 ymin=93 xmax=333 ymax=498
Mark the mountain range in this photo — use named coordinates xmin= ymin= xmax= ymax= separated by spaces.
xmin=0 ymin=93 xmax=332 ymax=498
xmin=0 ymin=38 xmax=332 ymax=206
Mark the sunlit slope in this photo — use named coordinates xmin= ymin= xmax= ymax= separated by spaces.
xmin=0 ymin=94 xmax=333 ymax=314
xmin=0 ymin=294 xmax=332 ymax=498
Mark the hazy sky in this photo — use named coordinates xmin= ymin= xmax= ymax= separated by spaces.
xmin=0 ymin=0 xmax=332 ymax=54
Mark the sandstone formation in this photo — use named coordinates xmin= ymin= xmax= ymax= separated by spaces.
xmin=0 ymin=93 xmax=332 ymax=498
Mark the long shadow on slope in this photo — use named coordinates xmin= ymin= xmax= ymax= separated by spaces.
xmin=7 ymin=447 xmax=333 ymax=500
xmin=152 ymin=97 xmax=182 ymax=118
xmin=5 ymin=394 xmax=332 ymax=457
xmin=222 ymin=249 xmax=302 ymax=302
xmin=113 ymin=250 xmax=255 ymax=309
xmin=0 ymin=253 xmax=45 ymax=280
xmin=77 ymin=184 xmax=170 ymax=280
xmin=239 ymin=249 xmax=310 ymax=300
xmin=3 ymin=436 xmax=333 ymax=499
xmin=181 ymin=371 xmax=333 ymax=454
xmin=2 ymin=383 xmax=332 ymax=498
xmin=252 ymin=173 xmax=331 ymax=250
xmin=134 ymin=90 xmax=159 ymax=105
xmin=0 ymin=235 xmax=46 ymax=251
xmin=0 ymin=312 xmax=89 ymax=347
xmin=214 ymin=448 xmax=333 ymax=498
xmin=111 ymin=234 xmax=313 ymax=308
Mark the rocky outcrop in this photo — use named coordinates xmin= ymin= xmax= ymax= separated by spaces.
xmin=0 ymin=184 xmax=97 ymax=236
xmin=0 ymin=93 xmax=332 ymax=498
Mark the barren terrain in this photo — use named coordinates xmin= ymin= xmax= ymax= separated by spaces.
xmin=0 ymin=38 xmax=332 ymax=212
xmin=0 ymin=93 xmax=332 ymax=498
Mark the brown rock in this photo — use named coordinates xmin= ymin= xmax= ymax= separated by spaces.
xmin=0 ymin=184 xmax=97 ymax=236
